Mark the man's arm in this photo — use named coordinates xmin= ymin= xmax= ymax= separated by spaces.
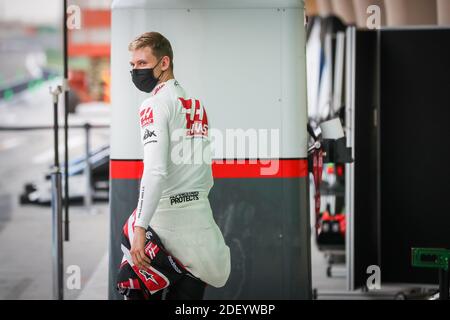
xmin=131 ymin=98 xmax=170 ymax=269
xmin=135 ymin=98 xmax=170 ymax=227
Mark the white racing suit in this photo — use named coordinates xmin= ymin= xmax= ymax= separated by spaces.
xmin=131 ymin=79 xmax=230 ymax=288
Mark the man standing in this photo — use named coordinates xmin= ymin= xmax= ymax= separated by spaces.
xmin=126 ymin=32 xmax=230 ymax=299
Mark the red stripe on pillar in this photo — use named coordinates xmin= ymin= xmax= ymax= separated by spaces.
xmin=110 ymin=160 xmax=143 ymax=179
xmin=211 ymin=159 xmax=308 ymax=178
xmin=110 ymin=159 xmax=308 ymax=179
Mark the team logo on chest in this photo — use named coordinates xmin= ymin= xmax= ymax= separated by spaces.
xmin=140 ymin=107 xmax=154 ymax=127
xmin=178 ymin=97 xmax=209 ymax=138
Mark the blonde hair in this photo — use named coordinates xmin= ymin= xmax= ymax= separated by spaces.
xmin=129 ymin=32 xmax=174 ymax=70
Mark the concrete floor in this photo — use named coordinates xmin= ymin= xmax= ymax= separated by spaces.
xmin=0 ymin=83 xmax=110 ymax=300
xmin=0 ymin=204 xmax=109 ymax=299
xmin=311 ymin=240 xmax=346 ymax=293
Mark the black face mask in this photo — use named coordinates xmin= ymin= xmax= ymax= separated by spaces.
xmin=130 ymin=58 xmax=163 ymax=93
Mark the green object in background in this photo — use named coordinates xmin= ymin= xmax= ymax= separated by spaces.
xmin=46 ymin=49 xmax=64 ymax=74
xmin=27 ymin=80 xmax=36 ymax=90
xmin=3 ymin=89 xmax=14 ymax=101
xmin=412 ymin=248 xmax=450 ymax=271
xmin=27 ymin=79 xmax=44 ymax=91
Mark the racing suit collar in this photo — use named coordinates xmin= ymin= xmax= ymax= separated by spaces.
xmin=150 ymin=79 xmax=177 ymax=96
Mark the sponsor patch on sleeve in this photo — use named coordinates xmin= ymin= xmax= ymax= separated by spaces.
xmin=142 ymin=128 xmax=157 ymax=146
xmin=140 ymin=107 xmax=154 ymax=127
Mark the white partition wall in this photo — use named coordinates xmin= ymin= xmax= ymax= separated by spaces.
xmin=109 ymin=0 xmax=311 ymax=299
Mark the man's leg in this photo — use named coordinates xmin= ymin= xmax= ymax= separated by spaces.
xmin=165 ymin=274 xmax=207 ymax=300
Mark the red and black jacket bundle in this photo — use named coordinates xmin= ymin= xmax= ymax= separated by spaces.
xmin=116 ymin=210 xmax=196 ymax=299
